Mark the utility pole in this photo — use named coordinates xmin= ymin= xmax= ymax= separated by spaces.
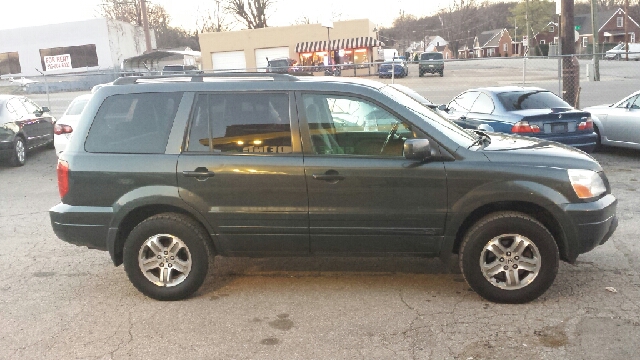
xmin=140 ymin=0 xmax=152 ymax=53
xmin=625 ymin=0 xmax=629 ymax=61
xmin=526 ymin=0 xmax=531 ymax=55
xmin=591 ymin=0 xmax=600 ymax=80
xmin=561 ymin=0 xmax=578 ymax=106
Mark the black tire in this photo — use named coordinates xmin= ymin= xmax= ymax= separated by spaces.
xmin=8 ymin=137 xmax=26 ymax=167
xmin=419 ymin=71 xmax=424 ymax=77
xmin=593 ymin=125 xmax=602 ymax=152
xmin=459 ymin=211 xmax=559 ymax=304
xmin=123 ymin=213 xmax=212 ymax=301
xmin=439 ymin=71 xmax=444 ymax=77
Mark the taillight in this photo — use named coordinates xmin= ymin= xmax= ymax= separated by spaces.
xmin=511 ymin=121 xmax=541 ymax=133
xmin=578 ymin=118 xmax=594 ymax=131
xmin=54 ymin=123 xmax=73 ymax=135
xmin=57 ymin=160 xmax=69 ymax=199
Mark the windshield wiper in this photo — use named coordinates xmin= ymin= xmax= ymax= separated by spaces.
xmin=468 ymin=130 xmax=491 ymax=149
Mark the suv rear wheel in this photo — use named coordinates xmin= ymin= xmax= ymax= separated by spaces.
xmin=459 ymin=212 xmax=559 ymax=303
xmin=123 ymin=213 xmax=212 ymax=301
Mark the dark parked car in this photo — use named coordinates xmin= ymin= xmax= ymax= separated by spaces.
xmin=441 ymin=86 xmax=598 ymax=152
xmin=266 ymin=57 xmax=301 ymax=73
xmin=50 ymin=74 xmax=617 ymax=304
xmin=378 ymin=61 xmax=407 ymax=78
xmin=0 ymin=95 xmax=55 ymax=166
xmin=419 ymin=52 xmax=444 ymax=77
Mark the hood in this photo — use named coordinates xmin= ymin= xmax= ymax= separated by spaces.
xmin=479 ymin=132 xmax=601 ymax=171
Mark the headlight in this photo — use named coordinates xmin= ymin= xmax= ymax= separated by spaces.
xmin=568 ymin=169 xmax=606 ymax=199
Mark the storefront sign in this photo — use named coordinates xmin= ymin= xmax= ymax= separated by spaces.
xmin=44 ymin=54 xmax=72 ymax=71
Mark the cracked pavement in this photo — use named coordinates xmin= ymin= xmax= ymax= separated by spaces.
xmin=1 ymin=81 xmax=640 ymax=359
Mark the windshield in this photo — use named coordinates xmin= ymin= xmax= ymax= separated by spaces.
xmin=421 ymin=52 xmax=443 ymax=60
xmin=381 ymin=85 xmax=476 ymax=147
xmin=497 ymin=91 xmax=572 ymax=111
xmin=65 ymin=98 xmax=90 ymax=116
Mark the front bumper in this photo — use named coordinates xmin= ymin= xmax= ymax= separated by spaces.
xmin=560 ymin=193 xmax=618 ymax=262
xmin=49 ymin=203 xmax=112 ymax=251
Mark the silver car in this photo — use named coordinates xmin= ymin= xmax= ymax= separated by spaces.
xmin=584 ymin=90 xmax=640 ymax=150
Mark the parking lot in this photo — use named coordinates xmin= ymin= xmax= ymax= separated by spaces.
xmin=1 ymin=63 xmax=640 ymax=359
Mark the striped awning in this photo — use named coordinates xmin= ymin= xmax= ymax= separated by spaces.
xmin=295 ymin=37 xmax=384 ymax=53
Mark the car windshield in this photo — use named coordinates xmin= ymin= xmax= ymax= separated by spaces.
xmin=65 ymin=98 xmax=90 ymax=116
xmin=421 ymin=53 xmax=443 ymax=60
xmin=381 ymin=85 xmax=476 ymax=147
xmin=497 ymin=91 xmax=572 ymax=111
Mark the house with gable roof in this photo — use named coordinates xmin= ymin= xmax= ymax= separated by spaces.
xmin=474 ymin=28 xmax=513 ymax=57
xmin=574 ymin=7 xmax=639 ymax=53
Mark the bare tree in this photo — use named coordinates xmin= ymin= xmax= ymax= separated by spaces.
xmin=99 ymin=0 xmax=169 ymax=29
xmin=224 ymin=0 xmax=273 ymax=29
xmin=197 ymin=1 xmax=229 ymax=32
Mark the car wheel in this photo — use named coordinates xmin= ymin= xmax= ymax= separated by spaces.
xmin=123 ymin=213 xmax=212 ymax=301
xmin=440 ymin=71 xmax=444 ymax=77
xmin=9 ymin=137 xmax=26 ymax=167
xmin=459 ymin=211 xmax=559 ymax=304
xmin=593 ymin=125 xmax=602 ymax=152
xmin=419 ymin=72 xmax=423 ymax=77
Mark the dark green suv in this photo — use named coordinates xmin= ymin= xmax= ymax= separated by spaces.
xmin=419 ymin=52 xmax=445 ymax=77
xmin=50 ymin=73 xmax=617 ymax=303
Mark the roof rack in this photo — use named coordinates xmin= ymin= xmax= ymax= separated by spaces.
xmin=112 ymin=72 xmax=300 ymax=85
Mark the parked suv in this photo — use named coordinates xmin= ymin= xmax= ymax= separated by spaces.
xmin=419 ymin=52 xmax=444 ymax=77
xmin=50 ymin=73 xmax=617 ymax=303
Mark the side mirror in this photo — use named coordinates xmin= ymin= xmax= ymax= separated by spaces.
xmin=477 ymin=124 xmax=494 ymax=132
xmin=404 ymin=139 xmax=433 ymax=161
xmin=437 ymin=104 xmax=449 ymax=112
xmin=41 ymin=106 xmax=50 ymax=113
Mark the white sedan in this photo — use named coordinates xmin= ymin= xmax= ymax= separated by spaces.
xmin=54 ymin=94 xmax=92 ymax=156
xmin=585 ymin=90 xmax=640 ymax=150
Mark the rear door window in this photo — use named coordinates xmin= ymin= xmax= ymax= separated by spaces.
xmin=470 ymin=92 xmax=495 ymax=114
xmin=449 ymin=91 xmax=479 ymax=112
xmin=186 ymin=92 xmax=292 ymax=154
xmin=85 ymin=92 xmax=182 ymax=153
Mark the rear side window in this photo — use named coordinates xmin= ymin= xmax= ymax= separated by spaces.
xmin=497 ymin=91 xmax=571 ymax=111
xmin=187 ymin=92 xmax=292 ymax=154
xmin=421 ymin=53 xmax=443 ymax=60
xmin=85 ymin=92 xmax=182 ymax=153
xmin=65 ymin=98 xmax=90 ymax=116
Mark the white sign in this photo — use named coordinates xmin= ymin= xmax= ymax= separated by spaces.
xmin=44 ymin=54 xmax=72 ymax=71
xmin=556 ymin=0 xmax=561 ymax=15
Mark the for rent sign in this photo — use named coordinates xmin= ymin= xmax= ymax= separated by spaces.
xmin=44 ymin=54 xmax=72 ymax=71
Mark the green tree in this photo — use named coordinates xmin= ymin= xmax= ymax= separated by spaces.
xmin=509 ymin=0 xmax=556 ymax=40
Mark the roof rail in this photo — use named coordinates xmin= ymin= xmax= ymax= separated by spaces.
xmin=112 ymin=72 xmax=300 ymax=85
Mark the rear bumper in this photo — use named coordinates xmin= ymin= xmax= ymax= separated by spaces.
xmin=49 ymin=203 xmax=112 ymax=251
xmin=560 ymin=194 xmax=618 ymax=262
xmin=536 ymin=132 xmax=597 ymax=153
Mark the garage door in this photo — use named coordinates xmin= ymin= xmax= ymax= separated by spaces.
xmin=211 ymin=51 xmax=246 ymax=71
xmin=255 ymin=47 xmax=290 ymax=72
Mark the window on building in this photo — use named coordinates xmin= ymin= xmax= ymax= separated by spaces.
xmin=549 ymin=26 xmax=555 ymax=33
xmin=632 ymin=33 xmax=636 ymax=43
xmin=0 ymin=52 xmax=21 ymax=75
xmin=540 ymin=40 xmax=546 ymax=45
xmin=554 ymin=37 xmax=559 ymax=44
xmin=39 ymin=44 xmax=99 ymax=70
xmin=582 ymin=36 xmax=588 ymax=48
xmin=503 ymin=43 xmax=508 ymax=52
xmin=617 ymin=17 xmax=623 ymax=27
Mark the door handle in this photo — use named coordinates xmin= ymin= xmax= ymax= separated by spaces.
xmin=459 ymin=115 xmax=467 ymax=120
xmin=312 ymin=174 xmax=345 ymax=181
xmin=182 ymin=167 xmax=215 ymax=180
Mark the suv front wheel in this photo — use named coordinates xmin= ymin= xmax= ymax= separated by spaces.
xmin=459 ymin=212 xmax=559 ymax=303
xmin=123 ymin=213 xmax=212 ymax=301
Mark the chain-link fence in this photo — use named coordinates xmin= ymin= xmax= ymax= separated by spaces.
xmin=1 ymin=52 xmax=639 ymax=110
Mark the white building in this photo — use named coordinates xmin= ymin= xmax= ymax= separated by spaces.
xmin=0 ymin=18 xmax=155 ymax=77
